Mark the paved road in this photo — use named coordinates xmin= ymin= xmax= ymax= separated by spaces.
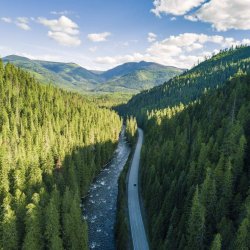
xmin=128 ymin=128 xmax=149 ymax=250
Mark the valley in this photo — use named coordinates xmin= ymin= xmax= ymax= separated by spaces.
xmin=1 ymin=7 xmax=250 ymax=248
xmin=117 ymin=46 xmax=250 ymax=250
xmin=83 ymin=127 xmax=130 ymax=250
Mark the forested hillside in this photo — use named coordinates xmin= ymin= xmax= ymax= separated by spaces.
xmin=3 ymin=56 xmax=183 ymax=94
xmin=119 ymin=46 xmax=250 ymax=120
xmin=140 ymin=73 xmax=250 ymax=249
xmin=0 ymin=59 xmax=122 ymax=249
xmin=3 ymin=55 xmax=102 ymax=92
xmin=97 ymin=61 xmax=183 ymax=93
xmin=114 ymin=46 xmax=250 ymax=250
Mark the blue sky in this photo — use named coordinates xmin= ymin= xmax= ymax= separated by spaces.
xmin=0 ymin=0 xmax=249 ymax=70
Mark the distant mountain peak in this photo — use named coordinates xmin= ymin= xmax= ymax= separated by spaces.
xmin=4 ymin=54 xmax=32 ymax=61
xmin=3 ymin=54 xmax=184 ymax=93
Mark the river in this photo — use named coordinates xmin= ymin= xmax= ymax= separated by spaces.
xmin=83 ymin=127 xmax=130 ymax=250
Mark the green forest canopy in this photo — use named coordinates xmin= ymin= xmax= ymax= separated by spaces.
xmin=140 ymin=73 xmax=250 ymax=249
xmin=118 ymin=45 xmax=250 ymax=122
xmin=119 ymin=46 xmax=250 ymax=250
xmin=0 ymin=60 xmax=122 ymax=249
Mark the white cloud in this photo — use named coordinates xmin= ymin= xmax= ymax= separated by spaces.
xmin=17 ymin=17 xmax=29 ymax=23
xmin=152 ymin=0 xmax=250 ymax=31
xmin=2 ymin=16 xmax=31 ymax=30
xmin=95 ymin=53 xmax=146 ymax=65
xmin=184 ymin=15 xmax=198 ymax=22
xmin=16 ymin=17 xmax=31 ymax=30
xmin=38 ymin=16 xmax=79 ymax=35
xmin=148 ymin=32 xmax=157 ymax=43
xmin=16 ymin=22 xmax=30 ymax=30
xmin=150 ymin=33 xmax=224 ymax=50
xmin=242 ymin=39 xmax=250 ymax=45
xmin=170 ymin=17 xmax=177 ymax=21
xmin=151 ymin=0 xmax=205 ymax=16
xmin=94 ymin=33 xmax=250 ymax=69
xmin=89 ymin=46 xmax=98 ymax=52
xmin=1 ymin=17 xmax=12 ymax=23
xmin=50 ymin=10 xmax=73 ymax=15
xmin=38 ymin=16 xmax=81 ymax=46
xmin=87 ymin=32 xmax=111 ymax=42
xmin=192 ymin=0 xmax=250 ymax=31
xmin=48 ymin=31 xmax=81 ymax=46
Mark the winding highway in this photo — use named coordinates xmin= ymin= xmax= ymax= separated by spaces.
xmin=128 ymin=128 xmax=149 ymax=250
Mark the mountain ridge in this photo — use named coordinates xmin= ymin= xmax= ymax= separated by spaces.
xmin=118 ymin=45 xmax=250 ymax=119
xmin=3 ymin=55 xmax=184 ymax=93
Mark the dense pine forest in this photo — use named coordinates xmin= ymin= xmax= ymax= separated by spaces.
xmin=141 ymin=73 xmax=250 ymax=249
xmin=119 ymin=46 xmax=250 ymax=249
xmin=119 ymin=46 xmax=250 ymax=122
xmin=0 ymin=59 xmax=122 ymax=249
xmin=1 ymin=44 xmax=250 ymax=250
xmin=2 ymin=0 xmax=250 ymax=249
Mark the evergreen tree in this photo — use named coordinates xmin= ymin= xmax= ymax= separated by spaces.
xmin=22 ymin=200 xmax=43 ymax=250
xmin=234 ymin=197 xmax=250 ymax=250
xmin=210 ymin=234 xmax=222 ymax=250
xmin=0 ymin=61 xmax=122 ymax=248
xmin=1 ymin=196 xmax=18 ymax=250
xmin=234 ymin=218 xmax=250 ymax=250
xmin=126 ymin=116 xmax=138 ymax=144
xmin=187 ymin=187 xmax=205 ymax=250
xmin=129 ymin=72 xmax=250 ymax=250
xmin=45 ymin=196 xmax=63 ymax=250
xmin=62 ymin=194 xmax=88 ymax=250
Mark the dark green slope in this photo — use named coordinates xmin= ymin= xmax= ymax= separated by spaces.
xmin=119 ymin=46 xmax=250 ymax=249
xmin=119 ymin=46 xmax=250 ymax=118
xmin=3 ymin=56 xmax=183 ymax=93
xmin=140 ymin=72 xmax=250 ymax=250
